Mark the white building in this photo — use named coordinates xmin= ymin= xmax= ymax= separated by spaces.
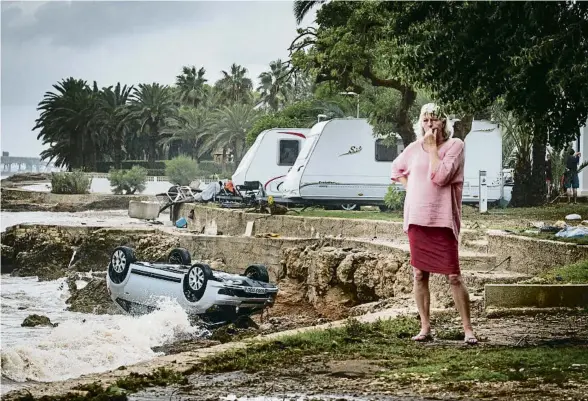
xmin=573 ymin=120 xmax=588 ymax=196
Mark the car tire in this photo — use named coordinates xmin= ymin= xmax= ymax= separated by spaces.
xmin=244 ymin=264 xmax=270 ymax=283
xmin=108 ymin=246 xmax=136 ymax=284
xmin=168 ymin=248 xmax=191 ymax=265
xmin=184 ymin=263 xmax=212 ymax=302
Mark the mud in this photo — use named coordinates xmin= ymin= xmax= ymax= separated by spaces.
xmin=133 ymin=313 xmax=588 ymax=401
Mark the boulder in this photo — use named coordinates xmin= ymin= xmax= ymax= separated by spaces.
xmin=21 ymin=314 xmax=58 ymax=328
xmin=65 ymin=273 xmax=120 ymax=315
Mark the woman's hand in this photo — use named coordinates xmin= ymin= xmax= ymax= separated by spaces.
xmin=398 ymin=176 xmax=408 ymax=188
xmin=423 ymin=128 xmax=438 ymax=152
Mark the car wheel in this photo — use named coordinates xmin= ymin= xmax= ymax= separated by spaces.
xmin=341 ymin=203 xmax=357 ymax=211
xmin=168 ymin=248 xmax=191 ymax=265
xmin=108 ymin=246 xmax=136 ymax=284
xmin=244 ymin=264 xmax=270 ymax=283
xmin=183 ymin=263 xmax=212 ymax=302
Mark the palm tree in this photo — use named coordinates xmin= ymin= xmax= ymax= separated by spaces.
xmin=161 ymin=106 xmax=211 ymax=161
xmin=129 ymin=83 xmax=179 ymax=168
xmin=201 ymin=103 xmax=259 ymax=168
xmin=175 ymin=66 xmax=208 ymax=107
xmin=34 ymin=77 xmax=101 ymax=171
xmin=257 ymin=59 xmax=293 ymax=111
xmin=293 ymin=0 xmax=327 ymax=24
xmin=97 ymin=83 xmax=134 ymax=169
xmin=214 ymin=63 xmax=253 ymax=105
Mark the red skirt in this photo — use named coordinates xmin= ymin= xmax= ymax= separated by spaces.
xmin=408 ymin=224 xmax=460 ymax=275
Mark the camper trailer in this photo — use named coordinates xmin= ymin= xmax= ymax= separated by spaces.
xmin=281 ymin=118 xmax=505 ymax=209
xmin=280 ymin=118 xmax=404 ymax=209
xmin=462 ymin=120 xmax=504 ymax=204
xmin=232 ymin=128 xmax=310 ymax=198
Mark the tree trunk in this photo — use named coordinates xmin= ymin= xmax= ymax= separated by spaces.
xmin=114 ymin=135 xmax=123 ymax=170
xmin=453 ymin=115 xmax=474 ymax=140
xmin=510 ymin=122 xmax=547 ymax=207
xmin=396 ymin=87 xmax=417 ymax=147
xmin=148 ymin=123 xmax=158 ymax=169
xmin=510 ymin=149 xmax=532 ymax=207
xmin=529 ymin=124 xmax=547 ymax=206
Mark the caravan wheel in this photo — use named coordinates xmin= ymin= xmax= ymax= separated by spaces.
xmin=340 ymin=204 xmax=357 ymax=211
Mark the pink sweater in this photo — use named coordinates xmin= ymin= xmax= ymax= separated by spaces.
xmin=390 ymin=138 xmax=465 ymax=240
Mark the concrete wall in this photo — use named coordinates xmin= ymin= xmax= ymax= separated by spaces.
xmin=173 ymin=204 xmax=481 ymax=243
xmin=485 ymin=284 xmax=588 ymax=308
xmin=2 ymin=187 xmax=152 ymax=203
xmin=487 ymin=232 xmax=588 ymax=274
xmin=1 ymin=188 xmax=155 ymax=211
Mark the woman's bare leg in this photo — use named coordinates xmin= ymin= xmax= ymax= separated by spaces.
xmin=448 ymin=274 xmax=477 ymax=344
xmin=412 ymin=267 xmax=431 ymax=340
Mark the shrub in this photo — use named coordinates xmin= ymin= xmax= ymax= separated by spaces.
xmin=165 ymin=156 xmax=199 ymax=186
xmin=108 ymin=166 xmax=148 ymax=195
xmin=51 ymin=170 xmax=92 ymax=194
xmin=383 ymin=185 xmax=406 ymax=211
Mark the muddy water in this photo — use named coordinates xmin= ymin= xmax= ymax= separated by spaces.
xmin=0 ymin=210 xmax=202 ymax=396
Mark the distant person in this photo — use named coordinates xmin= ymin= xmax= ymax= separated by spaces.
xmin=565 ymin=148 xmax=581 ymax=204
xmin=390 ymin=103 xmax=477 ymax=346
xmin=545 ymin=153 xmax=553 ymax=199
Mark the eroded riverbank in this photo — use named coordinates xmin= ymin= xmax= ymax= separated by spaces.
xmin=2 ymin=199 xmax=588 ymax=400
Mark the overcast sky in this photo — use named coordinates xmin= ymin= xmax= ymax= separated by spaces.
xmin=1 ymin=0 xmax=316 ymax=158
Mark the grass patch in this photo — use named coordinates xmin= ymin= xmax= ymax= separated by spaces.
xmin=280 ymin=204 xmax=588 ymax=228
xmin=289 ymin=207 xmax=403 ymax=221
xmin=538 ymin=259 xmax=588 ymax=284
xmin=192 ymin=317 xmax=588 ymax=387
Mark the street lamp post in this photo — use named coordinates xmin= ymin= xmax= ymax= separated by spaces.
xmin=339 ymin=91 xmax=359 ymax=118
xmin=317 ymin=114 xmax=328 ymax=123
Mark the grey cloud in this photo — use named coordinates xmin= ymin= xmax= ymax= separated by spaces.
xmin=1 ymin=1 xmax=215 ymax=48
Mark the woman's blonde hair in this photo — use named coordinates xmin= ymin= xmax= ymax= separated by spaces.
xmin=413 ymin=103 xmax=455 ymax=140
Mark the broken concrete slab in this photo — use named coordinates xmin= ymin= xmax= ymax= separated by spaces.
xmin=128 ymin=201 xmax=160 ymax=220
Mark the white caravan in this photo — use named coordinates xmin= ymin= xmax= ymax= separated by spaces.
xmin=280 ymin=118 xmax=505 ymax=208
xmin=461 ymin=120 xmax=504 ymax=204
xmin=232 ymin=128 xmax=310 ymax=197
xmin=280 ymin=118 xmax=404 ymax=209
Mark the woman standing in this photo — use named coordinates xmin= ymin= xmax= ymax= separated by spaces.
xmin=390 ymin=103 xmax=477 ymax=345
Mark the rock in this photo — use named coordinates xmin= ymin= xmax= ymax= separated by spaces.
xmin=2 ymin=172 xmax=51 ymax=183
xmin=1 ymin=244 xmax=15 ymax=273
xmin=65 ymin=274 xmax=121 ymax=315
xmin=279 ymin=243 xmax=410 ymax=314
xmin=21 ymin=314 xmax=58 ymax=327
xmin=554 ymin=220 xmax=567 ymax=229
xmin=5 ymin=225 xmax=185 ymax=280
xmin=565 ymin=214 xmax=582 ymax=221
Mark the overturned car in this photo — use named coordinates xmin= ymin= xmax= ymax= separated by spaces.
xmin=106 ymin=246 xmax=278 ymax=326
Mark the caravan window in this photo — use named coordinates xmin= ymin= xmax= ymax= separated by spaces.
xmin=375 ymin=138 xmax=399 ymax=162
xmin=278 ymin=139 xmax=300 ymax=166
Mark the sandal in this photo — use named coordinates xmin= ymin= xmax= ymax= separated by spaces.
xmin=412 ymin=333 xmax=433 ymax=342
xmin=464 ymin=335 xmax=478 ymax=345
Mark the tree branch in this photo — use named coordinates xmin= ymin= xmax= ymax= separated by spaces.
xmin=362 ymin=65 xmax=408 ymax=92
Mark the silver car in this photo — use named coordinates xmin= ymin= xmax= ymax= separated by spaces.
xmin=105 ymin=246 xmax=278 ymax=326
